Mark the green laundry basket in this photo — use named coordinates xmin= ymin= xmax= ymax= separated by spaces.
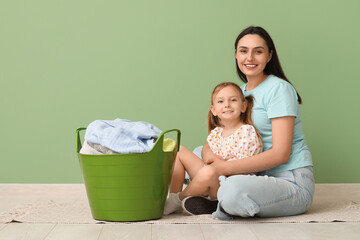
xmin=76 ymin=128 xmax=181 ymax=222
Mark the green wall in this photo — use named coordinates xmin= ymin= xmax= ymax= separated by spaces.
xmin=1 ymin=0 xmax=359 ymax=183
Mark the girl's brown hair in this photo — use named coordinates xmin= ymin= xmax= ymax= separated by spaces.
xmin=207 ymin=82 xmax=255 ymax=133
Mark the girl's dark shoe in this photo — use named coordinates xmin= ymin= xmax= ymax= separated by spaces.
xmin=182 ymin=196 xmax=218 ymax=215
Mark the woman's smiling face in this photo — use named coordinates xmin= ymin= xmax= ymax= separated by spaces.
xmin=235 ymin=34 xmax=273 ymax=80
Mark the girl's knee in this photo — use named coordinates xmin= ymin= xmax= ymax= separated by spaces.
xmin=176 ymin=146 xmax=191 ymax=164
xmin=177 ymin=145 xmax=187 ymax=156
xmin=190 ymin=166 xmax=219 ymax=188
xmin=197 ymin=165 xmax=218 ymax=182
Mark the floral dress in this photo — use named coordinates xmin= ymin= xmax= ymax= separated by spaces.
xmin=207 ymin=125 xmax=263 ymax=161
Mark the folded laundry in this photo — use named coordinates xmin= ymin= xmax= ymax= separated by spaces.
xmin=87 ymin=142 xmax=119 ymax=154
xmin=80 ymin=141 xmax=119 ymax=155
xmin=84 ymin=119 xmax=162 ymax=154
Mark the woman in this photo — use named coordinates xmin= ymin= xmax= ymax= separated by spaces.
xmin=182 ymin=26 xmax=314 ymax=220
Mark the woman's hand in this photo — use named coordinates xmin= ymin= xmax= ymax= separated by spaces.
xmin=203 ymin=155 xmax=225 ymax=165
xmin=206 ymin=158 xmax=229 ymax=176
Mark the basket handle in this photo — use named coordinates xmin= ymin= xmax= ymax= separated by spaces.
xmin=156 ymin=129 xmax=181 ymax=152
xmin=76 ymin=127 xmax=86 ymax=153
xmin=76 ymin=127 xmax=181 ymax=153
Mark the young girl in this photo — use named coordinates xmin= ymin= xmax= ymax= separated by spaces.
xmin=163 ymin=82 xmax=262 ymax=215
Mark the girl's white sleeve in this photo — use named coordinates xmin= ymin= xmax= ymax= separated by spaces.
xmin=234 ymin=125 xmax=263 ymax=159
xmin=207 ymin=128 xmax=219 ymax=155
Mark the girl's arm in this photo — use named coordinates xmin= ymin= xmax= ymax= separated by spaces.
xmin=207 ymin=116 xmax=295 ymax=175
xmin=202 ymin=142 xmax=225 ymax=164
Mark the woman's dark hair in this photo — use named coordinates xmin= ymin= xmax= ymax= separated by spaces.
xmin=235 ymin=26 xmax=302 ymax=104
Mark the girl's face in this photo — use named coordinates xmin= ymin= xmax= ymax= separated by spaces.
xmin=211 ymin=86 xmax=247 ymax=123
xmin=235 ymin=34 xmax=273 ymax=79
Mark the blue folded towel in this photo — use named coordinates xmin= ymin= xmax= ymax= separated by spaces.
xmin=84 ymin=119 xmax=162 ymax=154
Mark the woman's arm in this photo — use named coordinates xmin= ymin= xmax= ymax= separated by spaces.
xmin=207 ymin=116 xmax=295 ymax=175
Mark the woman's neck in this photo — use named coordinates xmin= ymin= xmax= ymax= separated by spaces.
xmin=246 ymin=73 xmax=269 ymax=91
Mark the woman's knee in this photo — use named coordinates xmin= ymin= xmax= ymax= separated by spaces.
xmin=217 ymin=175 xmax=253 ymax=204
xmin=219 ymin=175 xmax=258 ymax=193
xmin=217 ymin=175 xmax=261 ymax=217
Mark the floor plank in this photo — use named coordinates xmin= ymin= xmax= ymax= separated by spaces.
xmin=152 ymin=224 xmax=204 ymax=240
xmin=200 ymin=224 xmax=258 ymax=240
xmin=43 ymin=224 xmax=103 ymax=240
xmin=249 ymin=222 xmax=360 ymax=240
xmin=98 ymin=224 xmax=151 ymax=240
xmin=294 ymin=223 xmax=360 ymax=240
xmin=0 ymin=223 xmax=55 ymax=240
xmin=249 ymin=223 xmax=310 ymax=240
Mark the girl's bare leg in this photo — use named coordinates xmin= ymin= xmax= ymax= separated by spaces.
xmin=179 ymin=165 xmax=220 ymax=200
xmin=164 ymin=146 xmax=205 ymax=215
xmin=169 ymin=146 xmax=205 ymax=193
xmin=164 ymin=147 xmax=220 ymax=215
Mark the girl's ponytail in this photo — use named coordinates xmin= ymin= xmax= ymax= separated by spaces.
xmin=242 ymin=95 xmax=262 ymax=140
xmin=208 ymin=109 xmax=221 ymax=133
xmin=241 ymin=95 xmax=254 ymax=125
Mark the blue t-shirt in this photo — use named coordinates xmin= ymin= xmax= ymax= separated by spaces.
xmin=241 ymin=75 xmax=313 ymax=175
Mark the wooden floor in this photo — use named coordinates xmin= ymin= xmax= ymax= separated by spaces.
xmin=0 ymin=184 xmax=359 ymax=240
